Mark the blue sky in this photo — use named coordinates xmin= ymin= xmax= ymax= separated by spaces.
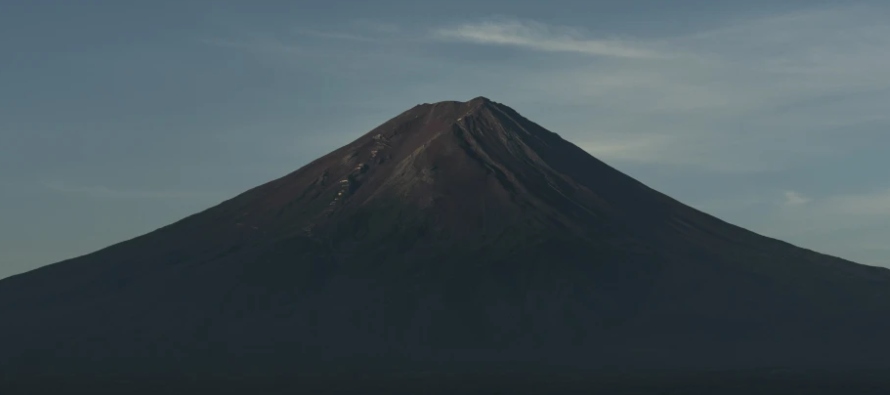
xmin=2 ymin=0 xmax=889 ymax=279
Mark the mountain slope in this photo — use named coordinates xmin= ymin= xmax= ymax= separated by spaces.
xmin=2 ymin=97 xmax=890 ymax=391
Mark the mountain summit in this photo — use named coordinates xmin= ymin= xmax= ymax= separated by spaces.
xmin=2 ymin=97 xmax=890 ymax=392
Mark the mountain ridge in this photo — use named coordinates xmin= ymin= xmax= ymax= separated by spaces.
xmin=2 ymin=97 xmax=890 ymax=392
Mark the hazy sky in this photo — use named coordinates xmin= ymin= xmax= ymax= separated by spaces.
xmin=2 ymin=0 xmax=890 ymax=279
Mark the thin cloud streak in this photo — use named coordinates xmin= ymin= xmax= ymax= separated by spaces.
xmin=479 ymin=7 xmax=890 ymax=172
xmin=783 ymin=191 xmax=812 ymax=206
xmin=433 ymin=19 xmax=667 ymax=59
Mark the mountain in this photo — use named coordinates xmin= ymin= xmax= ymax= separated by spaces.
xmin=2 ymin=97 xmax=890 ymax=393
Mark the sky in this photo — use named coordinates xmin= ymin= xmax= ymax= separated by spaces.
xmin=2 ymin=0 xmax=889 ymax=279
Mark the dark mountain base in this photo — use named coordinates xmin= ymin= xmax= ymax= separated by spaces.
xmin=5 ymin=370 xmax=890 ymax=395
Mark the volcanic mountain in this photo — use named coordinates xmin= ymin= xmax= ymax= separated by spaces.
xmin=2 ymin=97 xmax=890 ymax=392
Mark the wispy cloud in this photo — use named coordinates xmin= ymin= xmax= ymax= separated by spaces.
xmin=433 ymin=18 xmax=666 ymax=59
xmin=479 ymin=7 xmax=890 ymax=172
xmin=783 ymin=191 xmax=812 ymax=206
xmin=43 ymin=181 xmax=215 ymax=200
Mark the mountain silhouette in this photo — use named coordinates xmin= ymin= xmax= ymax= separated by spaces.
xmin=2 ymin=97 xmax=890 ymax=393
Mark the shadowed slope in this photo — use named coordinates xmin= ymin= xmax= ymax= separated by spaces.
xmin=2 ymin=97 xmax=890 ymax=392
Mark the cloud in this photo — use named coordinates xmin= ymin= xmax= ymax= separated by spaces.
xmin=433 ymin=18 xmax=666 ymax=59
xmin=783 ymin=191 xmax=812 ymax=206
xmin=43 ymin=181 xmax=215 ymax=200
xmin=472 ymin=7 xmax=890 ymax=172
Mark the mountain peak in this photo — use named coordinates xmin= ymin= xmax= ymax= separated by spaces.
xmin=420 ymin=95 xmax=494 ymax=105
xmin=415 ymin=96 xmax=501 ymax=117
xmin=206 ymin=96 xmax=672 ymax=256
xmin=467 ymin=95 xmax=494 ymax=104
xmin=352 ymin=96 xmax=526 ymax=158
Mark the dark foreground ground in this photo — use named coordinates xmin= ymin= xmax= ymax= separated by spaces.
xmin=4 ymin=370 xmax=890 ymax=394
